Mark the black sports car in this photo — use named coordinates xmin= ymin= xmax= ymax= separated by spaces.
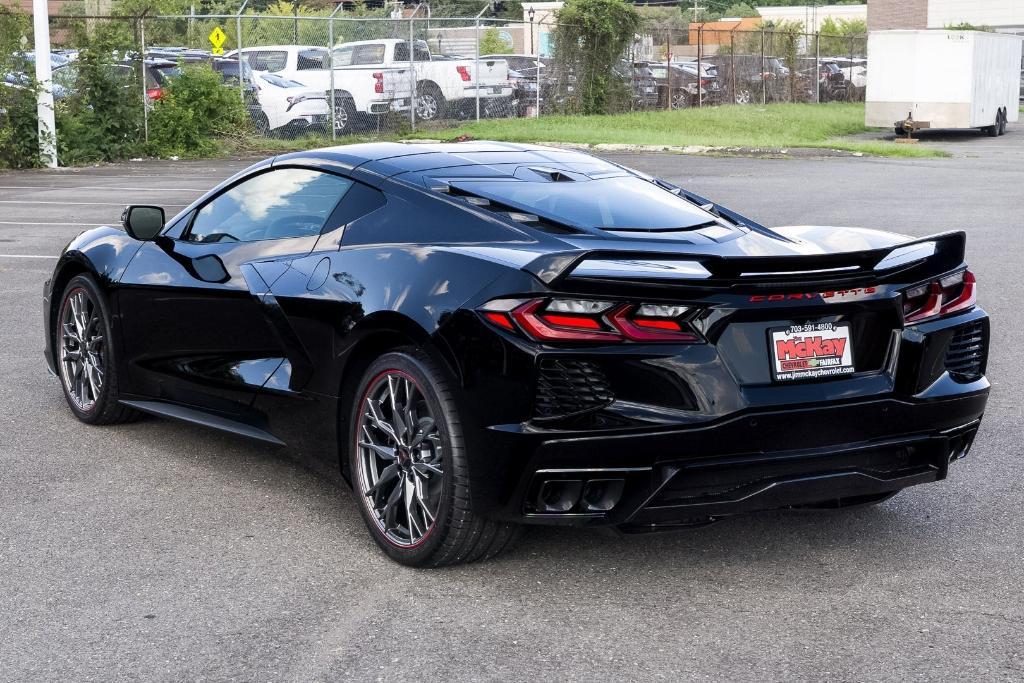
xmin=43 ymin=142 xmax=990 ymax=566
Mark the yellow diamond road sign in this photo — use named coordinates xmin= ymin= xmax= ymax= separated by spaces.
xmin=209 ymin=26 xmax=226 ymax=55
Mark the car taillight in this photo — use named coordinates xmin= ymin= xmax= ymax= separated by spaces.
xmin=700 ymin=78 xmax=709 ymax=86
xmin=456 ymin=65 xmax=471 ymax=82
xmin=903 ymin=270 xmax=977 ymax=323
xmin=372 ymin=72 xmax=384 ymax=94
xmin=479 ymin=298 xmax=701 ymax=343
xmin=146 ymin=87 xmax=163 ymax=100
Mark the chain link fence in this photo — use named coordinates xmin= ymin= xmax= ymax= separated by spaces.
xmin=6 ymin=9 xmax=868 ymax=152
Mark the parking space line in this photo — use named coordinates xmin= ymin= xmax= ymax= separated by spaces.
xmin=0 ymin=254 xmax=59 ymax=259
xmin=0 ymin=200 xmax=188 ymax=206
xmin=0 ymin=186 xmax=205 ymax=192
xmin=0 ymin=221 xmax=103 ymax=226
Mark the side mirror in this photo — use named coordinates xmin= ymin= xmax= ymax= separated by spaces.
xmin=121 ymin=205 xmax=165 ymax=241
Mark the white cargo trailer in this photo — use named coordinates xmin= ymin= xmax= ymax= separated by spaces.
xmin=866 ymin=30 xmax=1022 ymax=137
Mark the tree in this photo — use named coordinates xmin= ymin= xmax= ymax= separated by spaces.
xmin=945 ymin=22 xmax=996 ymax=32
xmin=721 ymin=3 xmax=759 ymax=18
xmin=552 ymin=0 xmax=641 ymax=114
xmin=478 ymin=27 xmax=512 ymax=55
xmin=816 ymin=17 xmax=867 ymax=57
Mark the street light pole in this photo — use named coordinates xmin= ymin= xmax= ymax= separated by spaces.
xmin=32 ymin=0 xmax=57 ymax=167
xmin=528 ymin=7 xmax=534 ymax=56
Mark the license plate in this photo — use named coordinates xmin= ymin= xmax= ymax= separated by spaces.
xmin=645 ymin=86 xmax=654 ymax=93
xmin=770 ymin=322 xmax=855 ymax=382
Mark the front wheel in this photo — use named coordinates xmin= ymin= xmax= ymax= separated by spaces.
xmin=56 ymin=274 xmax=137 ymax=424
xmin=348 ymin=349 xmax=521 ymax=567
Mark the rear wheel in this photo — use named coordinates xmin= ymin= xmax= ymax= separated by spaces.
xmin=333 ymin=96 xmax=358 ymax=135
xmin=56 ymin=274 xmax=137 ymax=425
xmin=348 ymin=349 xmax=521 ymax=566
xmin=415 ymin=84 xmax=446 ymax=122
xmin=998 ymin=108 xmax=1007 ymax=136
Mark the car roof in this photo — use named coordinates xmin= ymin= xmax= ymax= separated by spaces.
xmin=273 ymin=141 xmax=625 ymax=179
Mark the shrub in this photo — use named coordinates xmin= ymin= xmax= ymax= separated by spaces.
xmin=552 ymin=0 xmax=641 ymax=115
xmin=146 ymin=63 xmax=248 ymax=158
xmin=55 ymin=40 xmax=147 ymax=165
xmin=0 ymin=7 xmax=43 ymax=168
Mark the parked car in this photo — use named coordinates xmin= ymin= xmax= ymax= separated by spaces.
xmin=674 ymin=60 xmax=723 ymax=105
xmin=617 ymin=60 xmax=658 ymax=109
xmin=647 ymin=62 xmax=709 ymax=109
xmin=45 ymin=142 xmax=990 ymax=567
xmin=815 ymin=61 xmax=849 ymax=102
xmin=334 ymin=39 xmax=512 ymax=122
xmin=249 ymin=71 xmax=329 ymax=135
xmin=481 ymin=54 xmax=562 ymax=115
xmin=225 ymin=44 xmax=411 ymax=134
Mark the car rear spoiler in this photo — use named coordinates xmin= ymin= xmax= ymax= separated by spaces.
xmin=523 ymin=231 xmax=967 ymax=292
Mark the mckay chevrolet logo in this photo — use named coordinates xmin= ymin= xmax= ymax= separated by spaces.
xmin=775 ymin=334 xmax=848 ymax=369
xmin=770 ymin=322 xmax=856 ymax=381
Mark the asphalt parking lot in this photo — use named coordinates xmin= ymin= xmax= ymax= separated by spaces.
xmin=1 ymin=131 xmax=1022 ymax=681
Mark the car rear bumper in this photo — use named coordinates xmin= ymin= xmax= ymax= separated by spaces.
xmin=453 ymin=304 xmax=991 ymax=530
xmin=486 ymin=389 xmax=987 ymax=530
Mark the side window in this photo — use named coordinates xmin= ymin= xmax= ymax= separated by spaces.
xmin=351 ymin=44 xmax=385 ymax=65
xmin=186 ymin=168 xmax=353 ymax=243
xmin=389 ymin=41 xmax=425 ymax=62
xmin=332 ymin=46 xmax=353 ymax=66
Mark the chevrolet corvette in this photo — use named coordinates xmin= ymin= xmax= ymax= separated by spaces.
xmin=44 ymin=142 xmax=990 ymax=566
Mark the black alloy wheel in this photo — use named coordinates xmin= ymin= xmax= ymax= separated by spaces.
xmin=348 ymin=349 xmax=520 ymax=566
xmin=56 ymin=274 xmax=136 ymax=424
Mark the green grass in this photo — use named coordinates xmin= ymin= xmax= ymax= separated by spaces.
xmin=408 ymin=103 xmax=947 ymax=158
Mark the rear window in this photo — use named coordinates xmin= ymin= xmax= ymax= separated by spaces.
xmin=297 ymin=49 xmax=328 ymax=70
xmin=349 ymin=44 xmax=385 ymax=65
xmin=393 ymin=41 xmax=431 ymax=62
xmin=244 ymin=50 xmax=288 ymax=72
xmin=450 ymin=176 xmax=715 ymax=230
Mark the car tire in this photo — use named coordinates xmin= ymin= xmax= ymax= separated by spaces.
xmin=348 ymin=348 xmax=521 ymax=567
xmin=55 ymin=274 xmax=138 ymax=425
xmin=333 ymin=96 xmax=358 ymax=135
xmin=251 ymin=111 xmax=270 ymax=137
xmin=415 ymin=84 xmax=446 ymax=122
xmin=670 ymin=90 xmax=690 ymax=110
xmin=998 ymin=108 xmax=1007 ymax=136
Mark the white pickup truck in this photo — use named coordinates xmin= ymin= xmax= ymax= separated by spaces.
xmin=224 ymin=45 xmax=411 ymax=133
xmin=333 ymin=39 xmax=513 ymax=121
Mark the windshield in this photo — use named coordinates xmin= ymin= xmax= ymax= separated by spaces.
xmin=450 ymin=176 xmax=716 ymax=230
xmin=260 ymin=73 xmax=305 ymax=88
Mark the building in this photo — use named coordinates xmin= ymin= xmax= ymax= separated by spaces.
xmin=869 ymin=0 xmax=1024 ymax=32
xmin=688 ymin=17 xmax=761 ymax=46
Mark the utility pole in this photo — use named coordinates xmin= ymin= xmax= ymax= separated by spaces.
xmin=691 ymin=0 xmax=706 ymax=23
xmin=32 ymin=0 xmax=57 ymax=167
